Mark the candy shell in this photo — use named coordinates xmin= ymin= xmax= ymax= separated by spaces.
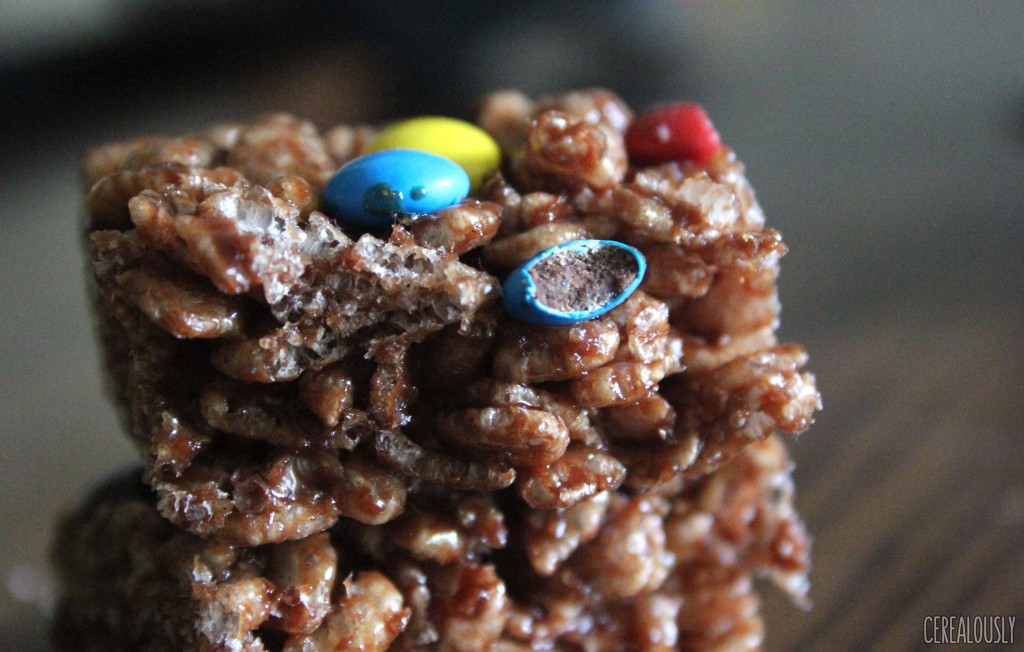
xmin=322 ymin=149 xmax=470 ymax=229
xmin=502 ymin=240 xmax=646 ymax=326
xmin=368 ymin=116 xmax=501 ymax=189
xmin=625 ymin=103 xmax=722 ymax=166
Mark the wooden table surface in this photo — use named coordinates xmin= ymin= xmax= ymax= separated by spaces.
xmin=1 ymin=5 xmax=1022 ymax=650
xmin=760 ymin=303 xmax=1024 ymax=651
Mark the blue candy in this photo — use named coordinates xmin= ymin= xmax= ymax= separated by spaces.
xmin=502 ymin=239 xmax=646 ymax=326
xmin=322 ymin=149 xmax=470 ymax=229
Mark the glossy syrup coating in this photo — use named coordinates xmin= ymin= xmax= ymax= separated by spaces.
xmin=74 ymin=89 xmax=821 ymax=650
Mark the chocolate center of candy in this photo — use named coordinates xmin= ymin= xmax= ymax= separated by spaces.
xmin=529 ymin=245 xmax=638 ymax=313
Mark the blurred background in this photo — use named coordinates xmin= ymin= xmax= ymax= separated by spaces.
xmin=1 ymin=2 xmax=1021 ymax=649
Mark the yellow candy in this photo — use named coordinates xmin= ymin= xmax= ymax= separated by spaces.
xmin=368 ymin=116 xmax=501 ymax=189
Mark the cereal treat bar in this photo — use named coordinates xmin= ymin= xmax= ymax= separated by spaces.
xmin=54 ymin=436 xmax=808 ymax=652
xmin=63 ymin=88 xmax=820 ymax=650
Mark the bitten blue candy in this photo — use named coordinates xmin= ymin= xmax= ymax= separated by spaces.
xmin=322 ymin=149 xmax=470 ymax=229
xmin=502 ymin=239 xmax=646 ymax=326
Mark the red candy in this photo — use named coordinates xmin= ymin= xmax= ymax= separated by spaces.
xmin=624 ymin=103 xmax=722 ymax=166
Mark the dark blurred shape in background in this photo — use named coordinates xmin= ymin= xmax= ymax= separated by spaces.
xmin=0 ymin=0 xmax=686 ymax=151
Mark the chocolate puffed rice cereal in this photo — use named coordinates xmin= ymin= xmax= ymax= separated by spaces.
xmin=53 ymin=436 xmax=807 ymax=651
xmin=66 ymin=88 xmax=821 ymax=650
